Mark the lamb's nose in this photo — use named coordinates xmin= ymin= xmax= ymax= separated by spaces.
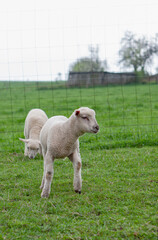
xmin=93 ymin=124 xmax=99 ymax=133
xmin=95 ymin=125 xmax=99 ymax=131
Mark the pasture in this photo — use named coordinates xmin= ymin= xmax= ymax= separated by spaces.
xmin=0 ymin=81 xmax=158 ymax=239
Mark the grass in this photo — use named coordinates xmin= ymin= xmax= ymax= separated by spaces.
xmin=0 ymin=81 xmax=158 ymax=239
xmin=1 ymin=81 xmax=158 ymax=152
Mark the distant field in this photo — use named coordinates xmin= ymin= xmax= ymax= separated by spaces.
xmin=0 ymin=81 xmax=158 ymax=239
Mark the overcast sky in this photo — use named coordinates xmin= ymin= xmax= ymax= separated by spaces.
xmin=0 ymin=0 xmax=158 ymax=81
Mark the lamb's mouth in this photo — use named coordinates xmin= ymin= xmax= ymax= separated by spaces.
xmin=91 ymin=129 xmax=99 ymax=134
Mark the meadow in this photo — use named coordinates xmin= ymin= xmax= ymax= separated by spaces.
xmin=0 ymin=81 xmax=158 ymax=239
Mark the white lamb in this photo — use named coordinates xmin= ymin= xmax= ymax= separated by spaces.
xmin=19 ymin=108 xmax=48 ymax=159
xmin=40 ymin=107 xmax=99 ymax=198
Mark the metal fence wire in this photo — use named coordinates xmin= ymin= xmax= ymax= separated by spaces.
xmin=0 ymin=6 xmax=158 ymax=153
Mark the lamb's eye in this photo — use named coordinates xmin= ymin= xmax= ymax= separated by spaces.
xmin=82 ymin=116 xmax=89 ymax=121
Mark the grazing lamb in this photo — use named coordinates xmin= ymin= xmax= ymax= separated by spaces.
xmin=40 ymin=107 xmax=99 ymax=198
xmin=19 ymin=108 xmax=48 ymax=159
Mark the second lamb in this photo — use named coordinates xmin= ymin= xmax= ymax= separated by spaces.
xmin=19 ymin=108 xmax=48 ymax=159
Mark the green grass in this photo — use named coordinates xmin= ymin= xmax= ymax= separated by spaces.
xmin=1 ymin=81 xmax=158 ymax=152
xmin=0 ymin=81 xmax=158 ymax=239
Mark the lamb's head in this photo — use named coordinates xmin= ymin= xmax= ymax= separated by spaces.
xmin=19 ymin=138 xmax=41 ymax=159
xmin=74 ymin=107 xmax=99 ymax=134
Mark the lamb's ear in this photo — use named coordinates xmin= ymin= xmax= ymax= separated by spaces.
xmin=75 ymin=110 xmax=80 ymax=116
xmin=19 ymin=138 xmax=29 ymax=143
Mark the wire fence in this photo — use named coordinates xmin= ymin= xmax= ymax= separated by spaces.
xmin=0 ymin=79 xmax=158 ymax=153
xmin=0 ymin=6 xmax=158 ymax=153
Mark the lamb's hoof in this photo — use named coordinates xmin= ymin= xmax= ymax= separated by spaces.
xmin=75 ymin=190 xmax=81 ymax=194
xmin=41 ymin=191 xmax=49 ymax=198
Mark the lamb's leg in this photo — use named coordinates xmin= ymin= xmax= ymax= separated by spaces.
xmin=41 ymin=153 xmax=54 ymax=198
xmin=40 ymin=160 xmax=46 ymax=190
xmin=40 ymin=149 xmax=47 ymax=190
xmin=24 ymin=143 xmax=28 ymax=156
xmin=69 ymin=150 xmax=82 ymax=194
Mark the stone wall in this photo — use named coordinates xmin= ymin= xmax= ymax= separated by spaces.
xmin=147 ymin=74 xmax=158 ymax=83
xmin=68 ymin=71 xmax=136 ymax=87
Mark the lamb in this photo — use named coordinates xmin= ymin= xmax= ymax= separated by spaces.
xmin=40 ymin=107 xmax=99 ymax=198
xmin=19 ymin=108 xmax=48 ymax=159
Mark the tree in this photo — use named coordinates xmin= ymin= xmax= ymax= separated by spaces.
xmin=118 ymin=31 xmax=158 ymax=74
xmin=69 ymin=45 xmax=108 ymax=72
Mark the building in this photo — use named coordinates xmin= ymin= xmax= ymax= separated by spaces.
xmin=68 ymin=71 xmax=136 ymax=87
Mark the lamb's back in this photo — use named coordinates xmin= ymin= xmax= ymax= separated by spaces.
xmin=40 ymin=116 xmax=68 ymax=150
xmin=24 ymin=109 xmax=48 ymax=138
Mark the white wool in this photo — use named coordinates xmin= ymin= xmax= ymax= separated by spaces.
xmin=19 ymin=108 xmax=48 ymax=159
xmin=40 ymin=107 xmax=99 ymax=198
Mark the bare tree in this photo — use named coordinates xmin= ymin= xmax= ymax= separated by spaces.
xmin=118 ymin=31 xmax=158 ymax=74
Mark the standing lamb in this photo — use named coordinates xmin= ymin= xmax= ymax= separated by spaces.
xmin=19 ymin=108 xmax=48 ymax=159
xmin=40 ymin=107 xmax=99 ymax=198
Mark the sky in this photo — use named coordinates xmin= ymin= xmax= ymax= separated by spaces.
xmin=0 ymin=0 xmax=158 ymax=81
